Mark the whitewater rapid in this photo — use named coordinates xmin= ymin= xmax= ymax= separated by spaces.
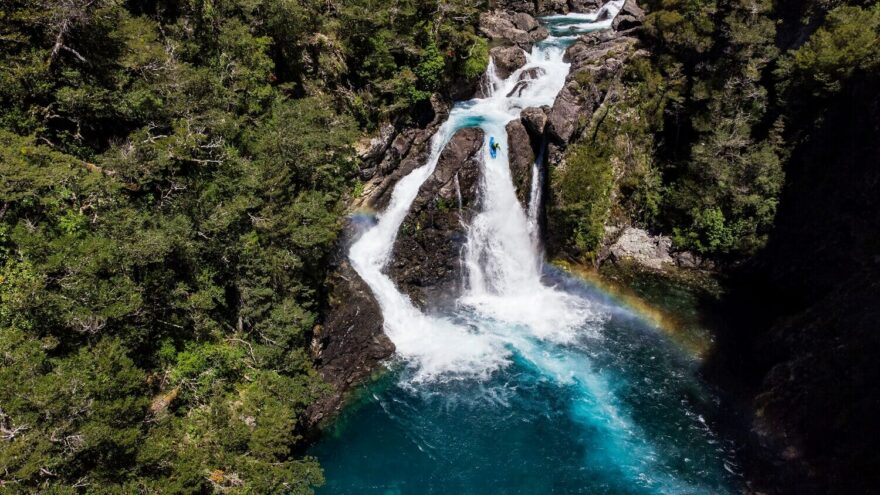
xmin=332 ymin=4 xmax=739 ymax=493
xmin=350 ymin=1 xmax=627 ymax=383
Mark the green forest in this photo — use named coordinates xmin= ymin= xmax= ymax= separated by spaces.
xmin=550 ymin=0 xmax=879 ymax=261
xmin=0 ymin=0 xmax=486 ymax=492
xmin=1 ymin=0 xmax=878 ymax=493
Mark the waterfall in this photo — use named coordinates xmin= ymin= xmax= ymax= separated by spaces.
xmin=349 ymin=1 xmax=627 ymax=381
xmin=527 ymin=137 xmax=547 ymax=251
xmin=482 ymin=58 xmax=500 ymax=97
xmin=349 ymin=120 xmax=510 ymax=383
xmin=332 ymin=5 xmax=739 ymax=493
xmin=453 ymin=172 xmax=464 ymax=219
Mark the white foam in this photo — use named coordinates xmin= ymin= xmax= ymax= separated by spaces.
xmin=544 ymin=0 xmax=627 ymax=32
xmin=348 ymin=6 xmax=625 ymax=383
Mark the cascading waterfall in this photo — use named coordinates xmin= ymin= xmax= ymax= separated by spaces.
xmin=482 ymin=58 xmax=499 ymax=97
xmin=331 ymin=2 xmax=739 ymax=493
xmin=349 ymin=118 xmax=510 ymax=383
xmin=351 ymin=1 xmax=629 ymax=379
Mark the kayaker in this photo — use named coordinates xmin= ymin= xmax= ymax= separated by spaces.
xmin=489 ymin=137 xmax=501 ymax=158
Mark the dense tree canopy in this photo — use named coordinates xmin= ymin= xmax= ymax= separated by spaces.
xmin=551 ymin=0 xmax=879 ymax=262
xmin=2 ymin=0 xmax=877 ymax=491
xmin=0 ymin=0 xmax=487 ymax=492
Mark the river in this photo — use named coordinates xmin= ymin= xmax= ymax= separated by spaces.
xmin=309 ymin=5 xmax=741 ymax=493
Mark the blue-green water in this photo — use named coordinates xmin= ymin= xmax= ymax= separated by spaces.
xmin=312 ymin=8 xmax=741 ymax=494
xmin=309 ymin=272 xmax=741 ymax=494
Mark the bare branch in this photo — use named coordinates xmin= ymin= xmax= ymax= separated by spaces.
xmin=61 ymin=45 xmax=88 ymax=63
xmin=50 ymin=18 xmax=71 ymax=64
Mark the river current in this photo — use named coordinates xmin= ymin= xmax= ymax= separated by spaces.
xmin=310 ymin=5 xmax=741 ymax=494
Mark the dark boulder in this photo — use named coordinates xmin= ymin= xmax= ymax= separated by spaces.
xmin=539 ymin=0 xmax=570 ymax=14
xmin=494 ymin=0 xmax=538 ymax=14
xmin=512 ymin=11 xmax=540 ymax=32
xmin=490 ymin=45 xmax=528 ymax=79
xmin=449 ymin=75 xmax=481 ymax=101
xmin=388 ymin=128 xmax=485 ymax=309
xmin=521 ymin=106 xmax=550 ymax=140
xmin=546 ymin=84 xmax=582 ymax=144
xmin=506 ymin=119 xmax=536 ymax=208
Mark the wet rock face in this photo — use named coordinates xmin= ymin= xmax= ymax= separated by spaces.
xmin=388 ymin=128 xmax=485 ymax=310
xmin=490 ymin=45 xmax=528 ymax=79
xmin=363 ymin=131 xmax=432 ymax=211
xmin=306 ymin=258 xmax=394 ymax=426
xmin=506 ymin=119 xmax=537 ymax=208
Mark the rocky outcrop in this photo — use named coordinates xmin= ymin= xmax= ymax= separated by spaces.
xmin=490 ymin=45 xmax=528 ymax=79
xmin=598 ymin=227 xmax=709 ymax=271
xmin=601 ymin=227 xmax=674 ymax=270
xmin=546 ymin=32 xmax=638 ymax=145
xmin=512 ymin=11 xmax=540 ymax=31
xmin=362 ymin=129 xmax=432 ymax=210
xmin=354 ymin=98 xmax=450 ymax=211
xmin=307 ymin=257 xmax=394 ymax=426
xmin=480 ymin=10 xmax=549 ymax=48
xmin=355 ymin=123 xmax=396 ymax=166
xmin=612 ymin=0 xmax=646 ymax=31
xmin=387 ymin=128 xmax=485 ymax=309
xmin=521 ymin=106 xmax=550 ymax=139
xmin=494 ymin=0 xmax=542 ymax=14
xmin=506 ymin=119 xmax=537 ymax=208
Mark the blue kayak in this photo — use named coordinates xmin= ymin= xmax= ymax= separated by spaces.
xmin=489 ymin=136 xmax=498 ymax=159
